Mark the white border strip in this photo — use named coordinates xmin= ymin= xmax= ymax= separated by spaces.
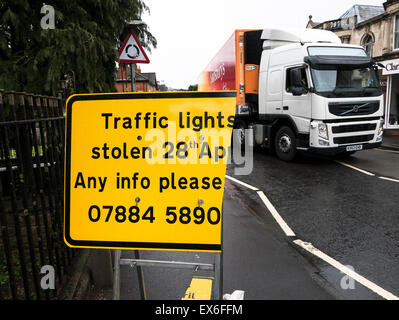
xmin=225 ymin=175 xmax=259 ymax=191
xmin=225 ymin=175 xmax=295 ymax=236
xmin=335 ymin=161 xmax=375 ymax=176
xmin=294 ymin=239 xmax=399 ymax=300
xmin=257 ymin=191 xmax=295 ymax=237
xmin=379 ymin=176 xmax=399 ymax=183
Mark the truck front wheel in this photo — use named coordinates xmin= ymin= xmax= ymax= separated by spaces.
xmin=275 ymin=126 xmax=297 ymax=162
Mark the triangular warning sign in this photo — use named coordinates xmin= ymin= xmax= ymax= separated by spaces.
xmin=118 ymin=31 xmax=150 ymax=64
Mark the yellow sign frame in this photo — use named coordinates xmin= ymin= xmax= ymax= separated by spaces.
xmin=64 ymin=91 xmax=236 ymax=252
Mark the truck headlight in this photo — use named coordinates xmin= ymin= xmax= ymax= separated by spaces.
xmin=318 ymin=123 xmax=329 ymax=140
xmin=377 ymin=119 xmax=384 ymax=141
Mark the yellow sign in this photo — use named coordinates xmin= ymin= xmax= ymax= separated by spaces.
xmin=64 ymin=91 xmax=236 ymax=251
xmin=182 ymin=277 xmax=213 ymax=300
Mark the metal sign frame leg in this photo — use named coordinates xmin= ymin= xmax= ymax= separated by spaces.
xmin=134 ymin=250 xmax=147 ymax=300
xmin=112 ymin=249 xmax=121 ymax=300
xmin=112 ymin=251 xmax=222 ymax=300
xmin=213 ymin=205 xmax=223 ymax=300
xmin=112 ymin=202 xmax=224 ymax=300
xmin=212 ymin=252 xmax=223 ymax=300
xmin=112 ymin=249 xmax=147 ymax=300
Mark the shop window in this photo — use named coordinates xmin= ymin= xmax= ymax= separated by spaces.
xmin=389 ymin=75 xmax=399 ymax=126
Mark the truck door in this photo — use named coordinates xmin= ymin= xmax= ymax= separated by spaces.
xmin=265 ymin=68 xmax=283 ymax=114
xmin=283 ymin=66 xmax=312 ymax=133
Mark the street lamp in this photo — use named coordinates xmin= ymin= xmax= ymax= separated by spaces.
xmin=127 ymin=20 xmax=146 ymax=26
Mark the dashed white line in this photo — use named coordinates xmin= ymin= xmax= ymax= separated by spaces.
xmin=256 ymin=191 xmax=296 ymax=237
xmin=335 ymin=160 xmax=399 ymax=182
xmin=225 ymin=175 xmax=259 ymax=191
xmin=379 ymin=176 xmax=399 ymax=183
xmin=376 ymin=148 xmax=399 ymax=155
xmin=335 ymin=160 xmax=375 ymax=176
xmin=293 ymin=239 xmax=399 ymax=300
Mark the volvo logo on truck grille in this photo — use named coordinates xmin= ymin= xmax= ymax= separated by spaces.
xmin=329 ymin=101 xmax=380 ymax=116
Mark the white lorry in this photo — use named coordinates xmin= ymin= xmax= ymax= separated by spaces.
xmin=198 ymin=28 xmax=384 ymax=161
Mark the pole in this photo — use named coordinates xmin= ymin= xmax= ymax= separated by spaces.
xmin=112 ymin=250 xmax=121 ymax=300
xmin=131 ymin=63 xmax=136 ymax=92
xmin=130 ymin=63 xmax=146 ymax=299
xmin=134 ymin=250 xmax=147 ymax=300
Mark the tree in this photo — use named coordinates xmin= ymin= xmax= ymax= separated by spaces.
xmin=0 ymin=0 xmax=157 ymax=95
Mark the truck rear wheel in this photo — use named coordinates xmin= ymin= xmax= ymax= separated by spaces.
xmin=275 ymin=126 xmax=297 ymax=162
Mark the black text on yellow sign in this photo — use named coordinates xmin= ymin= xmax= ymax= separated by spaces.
xmin=64 ymin=91 xmax=236 ymax=252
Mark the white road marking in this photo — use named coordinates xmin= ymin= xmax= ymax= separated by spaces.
xmin=335 ymin=160 xmax=375 ymax=176
xmin=294 ymin=239 xmax=399 ymax=300
xmin=225 ymin=175 xmax=295 ymax=236
xmin=379 ymin=176 xmax=399 ymax=183
xmin=376 ymin=148 xmax=399 ymax=155
xmin=225 ymin=175 xmax=259 ymax=191
xmin=335 ymin=160 xmax=399 ymax=182
xmin=257 ymin=191 xmax=295 ymax=237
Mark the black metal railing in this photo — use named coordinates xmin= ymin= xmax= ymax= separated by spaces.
xmin=0 ymin=90 xmax=75 ymax=300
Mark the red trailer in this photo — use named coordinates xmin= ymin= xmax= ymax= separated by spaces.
xmin=198 ymin=29 xmax=262 ymax=110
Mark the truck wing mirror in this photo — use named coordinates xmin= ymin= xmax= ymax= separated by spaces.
xmin=290 ymin=68 xmax=303 ymax=88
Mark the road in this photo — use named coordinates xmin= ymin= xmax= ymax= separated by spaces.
xmin=226 ymin=147 xmax=399 ymax=300
xmin=91 ymin=147 xmax=399 ymax=300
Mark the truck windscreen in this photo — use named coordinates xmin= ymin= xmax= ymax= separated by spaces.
xmin=310 ymin=67 xmax=382 ymax=98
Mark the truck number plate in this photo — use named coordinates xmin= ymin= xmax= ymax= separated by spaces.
xmin=346 ymin=144 xmax=363 ymax=152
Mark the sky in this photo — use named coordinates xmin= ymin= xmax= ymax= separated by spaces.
xmin=139 ymin=0 xmax=385 ymax=90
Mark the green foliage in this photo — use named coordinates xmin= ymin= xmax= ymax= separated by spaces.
xmin=188 ymin=84 xmax=198 ymax=91
xmin=0 ymin=0 xmax=157 ymax=95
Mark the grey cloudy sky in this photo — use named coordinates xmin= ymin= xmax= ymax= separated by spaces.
xmin=139 ymin=0 xmax=385 ymax=89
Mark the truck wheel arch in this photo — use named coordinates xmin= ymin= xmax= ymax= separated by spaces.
xmin=269 ymin=115 xmax=299 ymax=139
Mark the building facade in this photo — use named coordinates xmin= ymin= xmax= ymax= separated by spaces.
xmin=308 ymin=0 xmax=399 ymax=131
xmin=115 ymin=64 xmax=158 ymax=93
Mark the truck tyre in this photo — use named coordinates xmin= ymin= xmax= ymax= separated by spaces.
xmin=233 ymin=120 xmax=247 ymax=149
xmin=275 ymin=126 xmax=297 ymax=162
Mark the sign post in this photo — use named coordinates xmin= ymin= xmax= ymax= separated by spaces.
xmin=117 ymin=28 xmax=150 ymax=297
xmin=64 ymin=91 xmax=236 ymax=299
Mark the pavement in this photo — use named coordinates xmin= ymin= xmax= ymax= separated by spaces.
xmin=219 ymin=182 xmax=335 ymax=300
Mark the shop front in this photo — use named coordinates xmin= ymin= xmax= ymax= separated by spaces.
xmin=383 ymin=58 xmax=399 ymax=129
